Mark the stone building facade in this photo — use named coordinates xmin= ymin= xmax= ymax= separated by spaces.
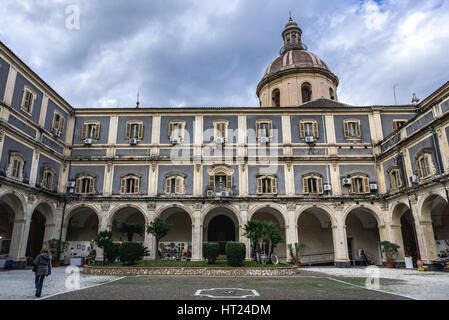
xmin=1 ymin=18 xmax=448 ymax=269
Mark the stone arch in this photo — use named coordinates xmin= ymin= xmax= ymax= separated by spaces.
xmin=201 ymin=204 xmax=241 ymax=227
xmin=108 ymin=204 xmax=147 ymax=242
xmin=295 ymin=204 xmax=336 ymax=227
xmin=107 ymin=203 xmax=148 ymax=228
xmin=31 ymin=201 xmax=55 ymax=227
xmin=0 ymin=191 xmax=27 ymax=220
xmin=155 ymin=203 xmax=194 ymax=223
xmin=419 ymin=192 xmax=448 ymax=221
xmin=65 ymin=203 xmax=102 ymax=229
xmin=342 ymin=204 xmax=384 ymax=227
xmin=248 ymin=203 xmax=287 ymax=226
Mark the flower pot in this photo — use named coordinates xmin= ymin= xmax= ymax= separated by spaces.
xmin=260 ymin=254 xmax=268 ymax=265
xmin=294 ymin=262 xmax=302 ymax=268
xmin=385 ymin=262 xmax=395 ymax=268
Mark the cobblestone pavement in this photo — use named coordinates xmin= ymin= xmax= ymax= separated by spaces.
xmin=0 ymin=267 xmax=120 ymax=300
xmin=307 ymin=266 xmax=449 ymax=300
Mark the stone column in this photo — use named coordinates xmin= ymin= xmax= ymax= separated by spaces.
xmin=8 ymin=202 xmax=34 ymax=268
xmin=389 ymin=223 xmax=406 ymax=263
xmin=146 ymin=203 xmax=156 ymax=260
xmin=285 ymin=202 xmax=298 ymax=262
xmin=333 ymin=205 xmax=350 ymax=267
xmin=191 ymin=204 xmax=203 ymax=261
xmin=238 ymin=203 xmax=251 ymax=260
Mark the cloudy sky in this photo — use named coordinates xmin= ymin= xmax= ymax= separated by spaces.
xmin=0 ymin=0 xmax=448 ymax=108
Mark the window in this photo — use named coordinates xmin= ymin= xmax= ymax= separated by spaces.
xmin=52 ymin=111 xmax=65 ymax=133
xmin=343 ymin=119 xmax=361 ymax=140
xmin=20 ymin=87 xmax=36 ymax=114
xmin=120 ymin=174 xmax=140 ymax=194
xmin=6 ymin=153 xmax=25 ymax=181
xmin=126 ymin=121 xmax=143 ymax=140
xmin=256 ymin=120 xmax=272 ymax=139
xmin=257 ymin=176 xmax=278 ymax=195
xmin=302 ymin=174 xmax=323 ymax=194
xmin=392 ymin=120 xmax=407 ymax=131
xmin=300 ymin=120 xmax=319 ymax=139
xmin=75 ymin=175 xmax=95 ymax=195
xmin=207 ymin=166 xmax=233 ymax=193
xmin=416 ymin=152 xmax=435 ymax=179
xmin=349 ymin=174 xmax=370 ymax=194
xmin=81 ymin=121 xmax=100 ymax=140
xmin=213 ymin=120 xmax=228 ymax=140
xmin=165 ymin=175 xmax=185 ymax=195
xmin=329 ymin=88 xmax=335 ymax=100
xmin=41 ymin=168 xmax=56 ymax=190
xmin=272 ymin=89 xmax=280 ymax=107
xmin=168 ymin=121 xmax=186 ymax=142
xmin=388 ymin=167 xmax=402 ymax=191
xmin=301 ymin=83 xmax=312 ymax=103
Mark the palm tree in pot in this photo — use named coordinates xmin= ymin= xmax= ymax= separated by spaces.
xmin=288 ymin=243 xmax=307 ymax=267
xmin=377 ymin=241 xmax=400 ymax=268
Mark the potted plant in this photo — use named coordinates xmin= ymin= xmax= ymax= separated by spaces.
xmin=45 ymin=239 xmax=68 ymax=267
xmin=288 ymin=243 xmax=307 ymax=267
xmin=377 ymin=241 xmax=400 ymax=268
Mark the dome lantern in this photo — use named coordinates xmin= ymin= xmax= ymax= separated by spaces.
xmin=281 ymin=17 xmax=304 ymax=54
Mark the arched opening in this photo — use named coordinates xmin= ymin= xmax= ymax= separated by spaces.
xmin=345 ymin=208 xmax=382 ymax=265
xmin=25 ymin=211 xmax=46 ymax=263
xmin=297 ymin=208 xmax=334 ymax=266
xmin=422 ymin=194 xmax=449 ymax=262
xmin=329 ymin=88 xmax=335 ymax=100
xmin=111 ymin=207 xmax=146 ymax=242
xmin=203 ymin=207 xmax=239 ymax=256
xmin=251 ymin=207 xmax=286 ymax=261
xmin=0 ymin=193 xmax=25 ymax=265
xmin=65 ymin=207 xmax=99 ymax=259
xmin=271 ymin=89 xmax=280 ymax=107
xmin=158 ymin=207 xmax=192 ymax=260
xmin=301 ymin=83 xmax=312 ymax=103
xmin=392 ymin=203 xmax=419 ymax=263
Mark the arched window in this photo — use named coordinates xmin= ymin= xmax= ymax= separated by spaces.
xmin=388 ymin=166 xmax=402 ymax=191
xmin=272 ymin=89 xmax=280 ymax=107
xmin=301 ymin=83 xmax=312 ymax=103
xmin=41 ymin=167 xmax=56 ymax=191
xmin=207 ymin=166 xmax=233 ymax=194
xmin=302 ymin=173 xmax=323 ymax=194
xmin=416 ymin=152 xmax=435 ymax=179
xmin=120 ymin=174 xmax=141 ymax=194
xmin=165 ymin=175 xmax=185 ymax=195
xmin=349 ymin=173 xmax=370 ymax=194
xmin=329 ymin=88 xmax=335 ymax=100
xmin=6 ymin=152 xmax=25 ymax=181
xmin=75 ymin=174 xmax=96 ymax=195
xmin=299 ymin=120 xmax=319 ymax=140
xmin=257 ymin=175 xmax=278 ymax=195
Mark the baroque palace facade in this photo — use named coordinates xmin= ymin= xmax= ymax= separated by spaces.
xmin=1 ymin=18 xmax=449 ymax=269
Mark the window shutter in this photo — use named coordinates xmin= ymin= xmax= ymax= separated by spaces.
xmin=138 ymin=123 xmax=143 ymax=139
xmin=75 ymin=178 xmax=81 ymax=194
xmin=42 ymin=171 xmax=47 ymax=188
xmin=94 ymin=124 xmax=100 ymax=140
xmin=175 ymin=177 xmax=181 ymax=194
xmin=303 ymin=178 xmax=309 ymax=194
xmin=256 ymin=123 xmax=260 ymax=138
xmin=389 ymin=171 xmax=396 ymax=190
xmin=271 ymin=177 xmax=277 ymax=194
xmin=168 ymin=123 xmax=173 ymax=139
xmin=268 ymin=122 xmax=272 ymax=137
xmin=344 ymin=121 xmax=349 ymax=138
xmin=209 ymin=175 xmax=215 ymax=189
xmin=299 ymin=122 xmax=305 ymax=139
xmin=126 ymin=123 xmax=131 ymax=139
xmin=226 ymin=175 xmax=232 ymax=188
xmin=313 ymin=122 xmax=319 ymax=139
xmin=417 ymin=158 xmax=424 ymax=178
xmin=356 ymin=122 xmax=361 ymax=138
xmin=52 ymin=115 xmax=57 ymax=130
xmin=317 ymin=177 xmax=323 ymax=194
xmin=424 ymin=156 xmax=431 ymax=176
xmin=257 ymin=177 xmax=263 ymax=194
xmin=165 ymin=178 xmax=171 ymax=194
xmin=135 ymin=177 xmax=140 ymax=194
xmin=59 ymin=116 xmax=65 ymax=132
xmin=363 ymin=177 xmax=369 ymax=193
xmin=88 ymin=178 xmax=95 ymax=194
xmin=120 ymin=178 xmax=126 ymax=194
xmin=81 ymin=123 xmax=88 ymax=140
xmin=392 ymin=121 xmax=398 ymax=131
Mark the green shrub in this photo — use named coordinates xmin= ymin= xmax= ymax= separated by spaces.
xmin=119 ymin=242 xmax=142 ymax=265
xmin=226 ymin=242 xmax=246 ymax=267
xmin=203 ymin=242 xmax=219 ymax=264
xmin=105 ymin=242 xmax=121 ymax=264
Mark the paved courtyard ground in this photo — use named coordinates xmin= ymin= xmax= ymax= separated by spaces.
xmin=1 ymin=266 xmax=448 ymax=300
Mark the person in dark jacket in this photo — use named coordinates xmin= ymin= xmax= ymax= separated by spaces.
xmin=33 ymin=248 xmax=52 ymax=297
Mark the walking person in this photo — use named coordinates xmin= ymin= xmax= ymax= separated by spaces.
xmin=33 ymin=248 xmax=52 ymax=297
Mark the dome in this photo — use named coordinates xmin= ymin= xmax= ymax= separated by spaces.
xmin=263 ymin=49 xmax=331 ymax=77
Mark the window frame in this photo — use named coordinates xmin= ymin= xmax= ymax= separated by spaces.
xmin=299 ymin=119 xmax=319 ymax=140
xmin=256 ymin=175 xmax=278 ymax=195
xmin=416 ymin=152 xmax=435 ymax=180
xmin=41 ymin=167 xmax=56 ymax=191
xmin=125 ymin=121 xmax=144 ymax=141
xmin=392 ymin=119 xmax=407 ymax=131
xmin=168 ymin=120 xmax=186 ymax=142
xmin=52 ymin=110 xmax=65 ymax=133
xmin=81 ymin=121 xmax=100 ymax=141
xmin=349 ymin=173 xmax=370 ymax=194
xmin=207 ymin=166 xmax=234 ymax=194
xmin=20 ymin=86 xmax=36 ymax=115
xmin=301 ymin=83 xmax=312 ymax=103
xmin=213 ymin=120 xmax=229 ymax=140
xmin=6 ymin=152 xmax=25 ymax=181
xmin=75 ymin=174 xmax=96 ymax=195
xmin=343 ymin=119 xmax=361 ymax=140
xmin=255 ymin=120 xmax=273 ymax=139
xmin=120 ymin=174 xmax=141 ymax=195
xmin=271 ymin=89 xmax=280 ymax=107
xmin=302 ymin=173 xmax=324 ymax=195
xmin=387 ymin=166 xmax=402 ymax=191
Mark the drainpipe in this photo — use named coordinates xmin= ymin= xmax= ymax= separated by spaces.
xmin=322 ymin=114 xmax=331 ymax=187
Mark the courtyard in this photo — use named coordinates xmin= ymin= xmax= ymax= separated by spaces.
xmin=1 ymin=266 xmax=448 ymax=300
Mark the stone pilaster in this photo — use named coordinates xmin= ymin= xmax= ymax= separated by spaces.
xmin=191 ymin=203 xmax=203 ymax=261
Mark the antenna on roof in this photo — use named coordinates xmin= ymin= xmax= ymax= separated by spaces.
xmin=411 ymin=93 xmax=420 ymax=104
xmin=136 ymin=88 xmax=140 ymax=108
xmin=393 ymin=84 xmax=398 ymax=105
xmin=289 ymin=10 xmax=292 ymax=21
